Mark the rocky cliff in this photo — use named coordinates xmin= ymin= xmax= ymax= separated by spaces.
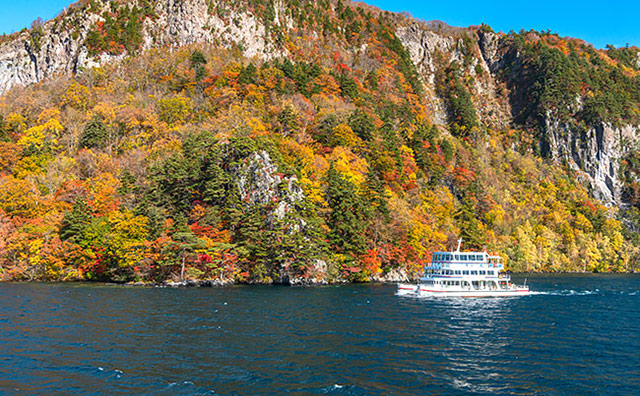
xmin=0 ymin=0 xmax=283 ymax=95
xmin=400 ymin=23 xmax=639 ymax=206
xmin=1 ymin=1 xmax=637 ymax=210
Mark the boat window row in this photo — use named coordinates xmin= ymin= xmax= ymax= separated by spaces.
xmin=433 ymin=253 xmax=485 ymax=262
xmin=426 ymin=269 xmax=495 ymax=276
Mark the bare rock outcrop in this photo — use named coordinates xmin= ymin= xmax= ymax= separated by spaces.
xmin=0 ymin=0 xmax=284 ymax=95
xmin=545 ymin=119 xmax=638 ymax=204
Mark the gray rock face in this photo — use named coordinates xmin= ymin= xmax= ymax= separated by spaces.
xmin=478 ymin=30 xmax=500 ymax=71
xmin=233 ymin=150 xmax=305 ymax=225
xmin=395 ymin=22 xmax=466 ymax=126
xmin=371 ymin=267 xmax=410 ymax=283
xmin=545 ymin=119 xmax=638 ymax=204
xmin=0 ymin=0 xmax=284 ymax=95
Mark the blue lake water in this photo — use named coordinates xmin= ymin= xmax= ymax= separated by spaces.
xmin=0 ymin=274 xmax=638 ymax=395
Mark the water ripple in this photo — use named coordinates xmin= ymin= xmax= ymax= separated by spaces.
xmin=0 ymin=275 xmax=638 ymax=395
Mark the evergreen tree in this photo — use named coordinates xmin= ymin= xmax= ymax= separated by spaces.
xmin=79 ymin=116 xmax=109 ymax=149
xmin=277 ymin=105 xmax=299 ymax=136
xmin=315 ymin=114 xmax=338 ymax=146
xmin=348 ymin=108 xmax=375 ymax=141
xmin=238 ymin=62 xmax=258 ymax=85
xmin=363 ymin=170 xmax=389 ymax=220
xmin=0 ymin=115 xmax=9 ymax=142
xmin=327 ymin=164 xmax=369 ymax=255
xmin=335 ymin=72 xmax=359 ymax=99
xmin=455 ymin=201 xmax=483 ymax=249
xmin=190 ymin=50 xmax=207 ymax=81
xmin=59 ymin=199 xmax=92 ymax=242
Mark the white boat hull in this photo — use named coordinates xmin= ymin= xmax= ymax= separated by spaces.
xmin=397 ymin=283 xmax=531 ymax=297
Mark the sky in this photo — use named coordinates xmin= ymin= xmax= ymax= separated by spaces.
xmin=366 ymin=0 xmax=639 ymax=49
xmin=0 ymin=0 xmax=638 ymax=49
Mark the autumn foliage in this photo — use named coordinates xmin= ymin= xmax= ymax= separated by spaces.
xmin=0 ymin=0 xmax=637 ymax=283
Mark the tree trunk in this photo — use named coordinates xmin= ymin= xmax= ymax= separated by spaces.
xmin=181 ymin=248 xmax=186 ymax=281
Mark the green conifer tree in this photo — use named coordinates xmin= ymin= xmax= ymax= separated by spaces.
xmin=59 ymin=199 xmax=93 ymax=242
xmin=327 ymin=164 xmax=369 ymax=255
xmin=79 ymin=116 xmax=109 ymax=149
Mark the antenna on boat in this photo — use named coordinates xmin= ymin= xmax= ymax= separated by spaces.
xmin=456 ymin=238 xmax=463 ymax=252
xmin=523 ymin=278 xmax=527 ymax=287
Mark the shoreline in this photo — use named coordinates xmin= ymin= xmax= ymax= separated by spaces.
xmin=1 ymin=271 xmax=637 ymax=288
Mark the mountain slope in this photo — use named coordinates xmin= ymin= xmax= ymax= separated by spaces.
xmin=0 ymin=0 xmax=639 ymax=282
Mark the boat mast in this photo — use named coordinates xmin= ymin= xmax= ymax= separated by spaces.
xmin=455 ymin=238 xmax=463 ymax=252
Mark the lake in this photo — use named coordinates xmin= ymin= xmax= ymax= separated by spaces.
xmin=0 ymin=274 xmax=638 ymax=395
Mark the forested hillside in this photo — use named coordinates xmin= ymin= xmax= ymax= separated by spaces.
xmin=0 ymin=0 xmax=638 ymax=283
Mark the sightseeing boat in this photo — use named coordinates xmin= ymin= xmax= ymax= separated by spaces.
xmin=397 ymin=239 xmax=530 ymax=297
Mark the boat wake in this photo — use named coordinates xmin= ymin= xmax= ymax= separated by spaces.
xmin=531 ymin=289 xmax=640 ymax=296
xmin=528 ymin=289 xmax=597 ymax=296
xmin=397 ymin=288 xmax=640 ymax=298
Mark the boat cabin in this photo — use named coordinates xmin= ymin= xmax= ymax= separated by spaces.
xmin=420 ymin=242 xmax=511 ymax=291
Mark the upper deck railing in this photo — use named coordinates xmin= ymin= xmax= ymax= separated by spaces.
xmin=427 ymin=240 xmax=505 ymax=271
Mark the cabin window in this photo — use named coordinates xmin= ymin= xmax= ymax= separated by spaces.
xmin=463 ymin=270 xmax=469 ymax=275
xmin=454 ymin=254 xmax=459 ymax=261
xmin=488 ymin=271 xmax=494 ymax=275
xmin=471 ymin=271 xmax=478 ymax=275
xmin=460 ymin=255 xmax=466 ymax=261
xmin=479 ymin=270 xmax=486 ymax=275
xmin=455 ymin=270 xmax=461 ymax=275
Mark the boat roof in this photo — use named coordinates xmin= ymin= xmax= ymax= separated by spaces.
xmin=433 ymin=251 xmax=487 ymax=255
